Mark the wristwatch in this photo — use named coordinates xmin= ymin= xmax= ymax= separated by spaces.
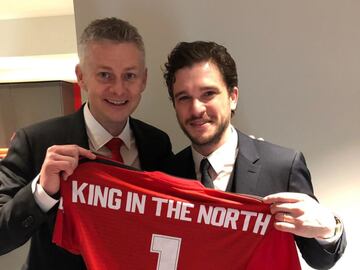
xmin=333 ymin=215 xmax=343 ymax=237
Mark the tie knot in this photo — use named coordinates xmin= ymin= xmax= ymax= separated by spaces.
xmin=106 ymin=138 xmax=124 ymax=162
xmin=106 ymin=138 xmax=123 ymax=149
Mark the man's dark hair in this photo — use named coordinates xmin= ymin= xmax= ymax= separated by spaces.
xmin=163 ymin=41 xmax=238 ymax=102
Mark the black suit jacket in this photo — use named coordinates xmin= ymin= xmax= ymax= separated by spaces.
xmin=162 ymin=129 xmax=346 ymax=270
xmin=0 ymin=107 xmax=173 ymax=270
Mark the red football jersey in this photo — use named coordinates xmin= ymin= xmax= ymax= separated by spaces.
xmin=53 ymin=158 xmax=301 ymax=270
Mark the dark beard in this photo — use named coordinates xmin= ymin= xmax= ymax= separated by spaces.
xmin=180 ymin=119 xmax=229 ymax=149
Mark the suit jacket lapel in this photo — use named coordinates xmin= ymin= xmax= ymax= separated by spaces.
xmin=232 ymin=130 xmax=261 ymax=195
xmin=65 ymin=106 xmax=89 ymax=149
xmin=176 ymin=147 xmax=197 ymax=180
xmin=129 ymin=117 xmax=149 ymax=169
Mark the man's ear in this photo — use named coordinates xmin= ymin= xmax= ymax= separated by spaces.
xmin=230 ymin=86 xmax=239 ymax=111
xmin=141 ymin=68 xmax=148 ymax=93
xmin=75 ymin=64 xmax=86 ymax=91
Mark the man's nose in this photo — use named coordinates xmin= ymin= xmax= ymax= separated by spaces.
xmin=190 ymin=99 xmax=206 ymax=116
xmin=109 ymin=80 xmax=126 ymax=94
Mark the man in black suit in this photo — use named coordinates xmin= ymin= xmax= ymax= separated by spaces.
xmin=162 ymin=41 xmax=346 ymax=269
xmin=0 ymin=18 xmax=172 ymax=269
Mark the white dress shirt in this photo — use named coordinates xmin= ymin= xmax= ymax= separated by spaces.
xmin=32 ymin=103 xmax=140 ymax=212
xmin=192 ymin=125 xmax=238 ymax=191
xmin=83 ymin=103 xmax=140 ymax=169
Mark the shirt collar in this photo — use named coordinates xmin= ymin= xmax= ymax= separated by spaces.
xmin=83 ymin=103 xmax=131 ymax=151
xmin=192 ymin=125 xmax=238 ymax=176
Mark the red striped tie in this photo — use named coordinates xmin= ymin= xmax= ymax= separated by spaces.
xmin=105 ymin=138 xmax=124 ymax=163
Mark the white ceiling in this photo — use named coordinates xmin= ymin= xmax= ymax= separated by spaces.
xmin=0 ymin=0 xmax=74 ymax=20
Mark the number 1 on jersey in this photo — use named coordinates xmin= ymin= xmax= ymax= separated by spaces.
xmin=150 ymin=234 xmax=182 ymax=270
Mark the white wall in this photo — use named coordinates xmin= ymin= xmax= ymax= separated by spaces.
xmin=73 ymin=1 xmax=359 ymax=269
xmin=0 ymin=15 xmax=76 ymax=56
xmin=0 ymin=15 xmax=78 ymax=83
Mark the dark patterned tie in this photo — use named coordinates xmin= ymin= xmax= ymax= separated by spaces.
xmin=105 ymin=138 xmax=124 ymax=163
xmin=200 ymin=158 xmax=214 ymax=188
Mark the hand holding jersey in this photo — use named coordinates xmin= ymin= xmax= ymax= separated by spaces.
xmin=39 ymin=145 xmax=96 ymax=196
xmin=263 ymin=192 xmax=337 ymax=239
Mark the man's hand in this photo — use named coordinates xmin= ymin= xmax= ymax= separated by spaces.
xmin=263 ymin=192 xmax=336 ymax=239
xmin=39 ymin=145 xmax=96 ymax=196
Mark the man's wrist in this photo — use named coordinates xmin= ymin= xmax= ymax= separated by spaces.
xmin=32 ymin=176 xmax=59 ymax=212
xmin=316 ymin=215 xmax=343 ymax=247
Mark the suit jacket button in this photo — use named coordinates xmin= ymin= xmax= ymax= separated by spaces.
xmin=22 ymin=216 xmax=34 ymax=228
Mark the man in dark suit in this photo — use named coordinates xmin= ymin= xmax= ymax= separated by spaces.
xmin=162 ymin=41 xmax=346 ymax=269
xmin=0 ymin=18 xmax=172 ymax=269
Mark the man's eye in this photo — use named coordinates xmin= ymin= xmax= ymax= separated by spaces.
xmin=124 ymin=73 xmax=137 ymax=81
xmin=98 ymin=72 xmax=111 ymax=80
xmin=177 ymin=96 xmax=190 ymax=102
xmin=204 ymin=91 xmax=215 ymax=97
